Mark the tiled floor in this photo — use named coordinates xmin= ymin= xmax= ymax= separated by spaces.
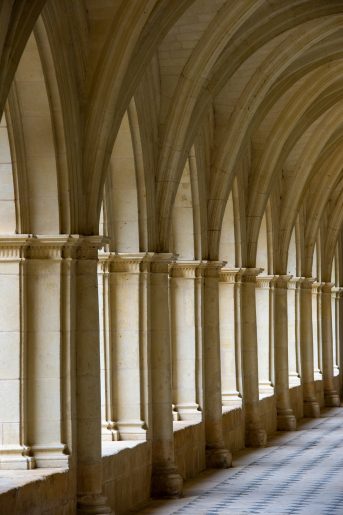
xmin=138 ymin=408 xmax=343 ymax=514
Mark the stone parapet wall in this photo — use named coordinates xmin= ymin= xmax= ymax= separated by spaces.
xmin=0 ymin=386 xmax=341 ymax=514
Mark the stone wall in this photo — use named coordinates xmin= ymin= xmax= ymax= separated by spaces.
xmin=0 ymin=469 xmax=74 ymax=514
xmin=102 ymin=441 xmax=152 ymax=514
xmin=222 ymin=406 xmax=245 ymax=453
xmin=173 ymin=421 xmax=206 ymax=480
xmin=290 ymin=385 xmax=304 ymax=421
xmin=0 ymin=387 xmax=341 ymax=514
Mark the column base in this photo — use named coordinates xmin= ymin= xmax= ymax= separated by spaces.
xmin=324 ymin=390 xmax=340 ymax=407
xmin=245 ymin=427 xmax=267 ymax=447
xmin=116 ymin=421 xmax=147 ymax=441
xmin=222 ymin=392 xmax=242 ymax=406
xmin=101 ymin=421 xmax=119 ymax=442
xmin=303 ymin=400 xmax=320 ymax=418
xmin=206 ymin=447 xmax=232 ymax=468
xmin=277 ymin=411 xmax=297 ymax=431
xmin=31 ymin=443 xmax=69 ymax=468
xmin=174 ymin=403 xmax=202 ymax=422
xmin=151 ymin=464 xmax=183 ymax=499
xmin=0 ymin=446 xmax=35 ymax=470
xmin=77 ymin=494 xmax=112 ymax=514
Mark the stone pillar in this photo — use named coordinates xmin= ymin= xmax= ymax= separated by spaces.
xmin=0 ymin=237 xmax=34 ymax=469
xmin=97 ymin=255 xmax=117 ymax=441
xmin=256 ymin=275 xmax=275 ymax=397
xmin=240 ymin=268 xmax=267 ymax=447
xmin=150 ymin=254 xmax=183 ymax=498
xmin=219 ymin=268 xmax=243 ymax=405
xmin=200 ymin=261 xmax=231 ymax=468
xmin=287 ymin=278 xmax=301 ymax=387
xmin=170 ymin=261 xmax=201 ymax=421
xmin=312 ymin=281 xmax=322 ymax=382
xmin=332 ymin=287 xmax=341 ymax=377
xmin=300 ymin=278 xmax=320 ymax=417
xmin=99 ymin=253 xmax=149 ymax=440
xmin=25 ymin=236 xmax=70 ymax=468
xmin=339 ymin=288 xmax=343 ymax=396
xmin=75 ymin=236 xmax=111 ymax=514
xmin=274 ymin=275 xmax=296 ymax=430
xmin=321 ymin=282 xmax=340 ymax=406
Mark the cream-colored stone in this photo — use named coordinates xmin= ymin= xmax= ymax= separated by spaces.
xmin=0 ymin=2 xmax=342 ymax=512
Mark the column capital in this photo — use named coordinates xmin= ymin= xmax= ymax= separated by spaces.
xmin=219 ymin=267 xmax=246 ymax=283
xmin=288 ymin=276 xmax=302 ymax=290
xmin=241 ymin=267 xmax=264 ymax=283
xmin=300 ymin=276 xmax=316 ymax=289
xmin=169 ymin=260 xmax=201 ymax=278
xmin=196 ymin=260 xmax=226 ymax=278
xmin=0 ymin=235 xmax=30 ymax=261
xmin=274 ymin=274 xmax=292 ymax=289
xmin=319 ymin=282 xmax=335 ymax=293
xmin=99 ymin=252 xmax=154 ymax=273
xmin=331 ymin=286 xmax=343 ymax=297
xmin=311 ymin=280 xmax=321 ymax=292
xmin=150 ymin=252 xmax=176 ymax=273
xmin=74 ymin=235 xmax=108 ymax=260
xmin=256 ymin=274 xmax=276 ymax=289
xmin=26 ymin=234 xmax=73 ymax=260
xmin=21 ymin=234 xmax=109 ymax=260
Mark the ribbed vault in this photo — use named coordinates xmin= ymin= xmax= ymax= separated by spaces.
xmin=2 ymin=1 xmax=343 ymax=513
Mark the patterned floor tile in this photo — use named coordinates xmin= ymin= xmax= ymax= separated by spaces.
xmin=137 ymin=408 xmax=343 ymax=514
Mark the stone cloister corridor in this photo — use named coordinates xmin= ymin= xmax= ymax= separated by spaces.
xmin=2 ymin=1 xmax=343 ymax=514
xmin=139 ymin=408 xmax=343 ymax=514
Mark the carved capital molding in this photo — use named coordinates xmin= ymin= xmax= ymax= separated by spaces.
xmin=149 ymin=253 xmax=176 ymax=274
xmin=76 ymin=236 xmax=108 ymax=260
xmin=311 ymin=281 xmax=320 ymax=293
xmin=219 ymin=267 xmax=245 ymax=283
xmin=26 ymin=235 xmax=71 ymax=260
xmin=169 ymin=260 xmax=201 ymax=279
xmin=196 ymin=260 xmax=226 ymax=278
xmin=331 ymin=286 xmax=343 ymax=298
xmin=319 ymin=282 xmax=334 ymax=294
xmin=16 ymin=234 xmax=109 ymax=261
xmin=99 ymin=252 xmax=154 ymax=273
xmin=241 ymin=268 xmax=263 ymax=284
xmin=0 ymin=235 xmax=29 ymax=261
xmin=288 ymin=276 xmax=302 ymax=290
xmin=274 ymin=274 xmax=292 ymax=289
xmin=300 ymin=277 xmax=316 ymax=290
xmin=256 ymin=274 xmax=276 ymax=289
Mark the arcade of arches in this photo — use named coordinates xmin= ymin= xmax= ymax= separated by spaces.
xmin=1 ymin=1 xmax=343 ymax=513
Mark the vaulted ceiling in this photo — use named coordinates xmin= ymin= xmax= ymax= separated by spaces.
xmin=2 ymin=0 xmax=343 ymax=280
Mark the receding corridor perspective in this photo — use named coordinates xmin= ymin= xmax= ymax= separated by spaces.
xmin=139 ymin=408 xmax=343 ymax=515
xmin=2 ymin=1 xmax=343 ymax=514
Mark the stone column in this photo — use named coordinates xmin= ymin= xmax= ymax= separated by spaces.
xmin=75 ymin=236 xmax=111 ymax=514
xmin=287 ymin=278 xmax=301 ymax=387
xmin=332 ymin=287 xmax=341 ymax=377
xmin=97 ymin=255 xmax=117 ymax=441
xmin=0 ymin=237 xmax=34 ymax=469
xmin=25 ymin=236 xmax=70 ymax=468
xmin=99 ymin=253 xmax=149 ymax=440
xmin=219 ymin=268 xmax=243 ymax=405
xmin=170 ymin=261 xmax=201 ymax=421
xmin=200 ymin=261 xmax=231 ymax=468
xmin=312 ymin=281 xmax=322 ymax=382
xmin=274 ymin=275 xmax=296 ymax=430
xmin=300 ymin=278 xmax=320 ymax=417
xmin=321 ymin=282 xmax=340 ymax=406
xmin=339 ymin=288 xmax=343 ymax=396
xmin=256 ymin=275 xmax=275 ymax=397
xmin=241 ymin=268 xmax=267 ymax=447
xmin=150 ymin=254 xmax=183 ymax=498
